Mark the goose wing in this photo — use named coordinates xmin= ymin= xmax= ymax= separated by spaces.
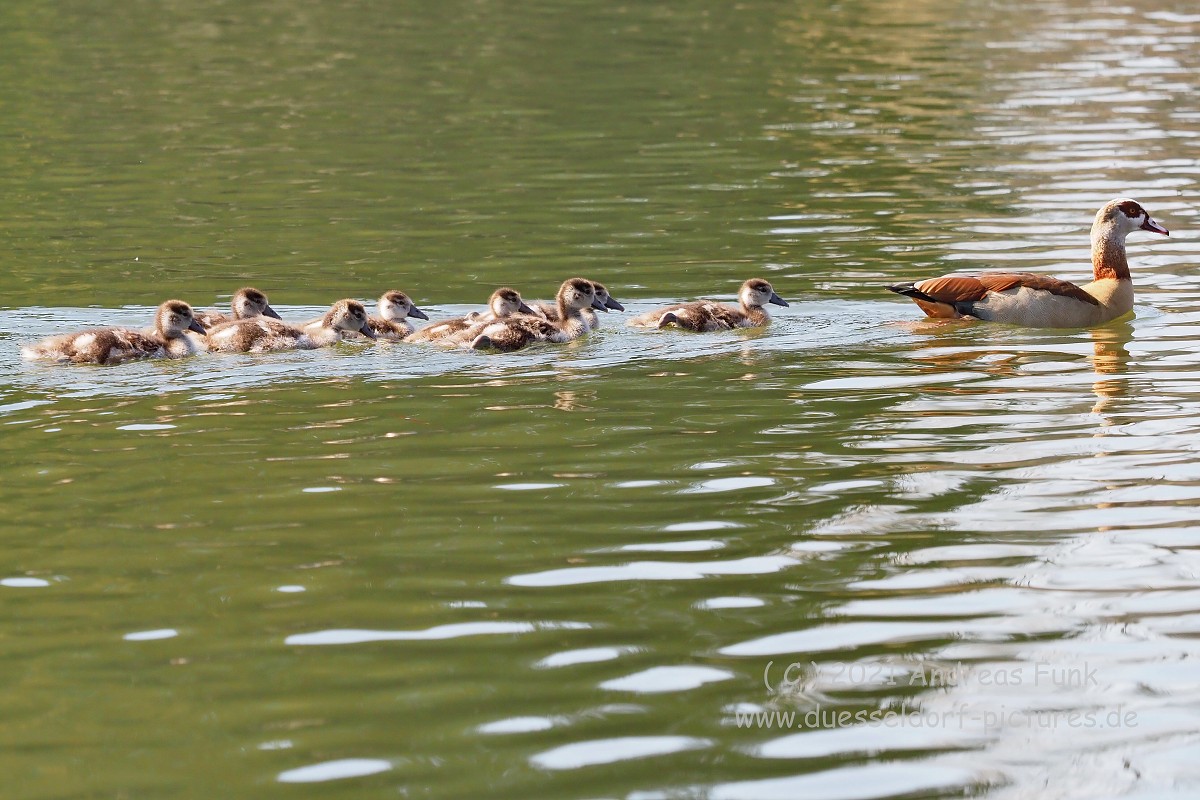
xmin=905 ymin=273 xmax=1099 ymax=306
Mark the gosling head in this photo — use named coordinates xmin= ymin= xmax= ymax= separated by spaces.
xmin=232 ymin=287 xmax=282 ymax=320
xmin=1098 ymin=198 xmax=1169 ymax=239
xmin=328 ymin=299 xmax=376 ymax=339
xmin=378 ymin=290 xmax=428 ymax=322
xmin=591 ymin=281 xmax=625 ymax=312
xmin=489 ymin=287 xmax=534 ymax=317
xmin=740 ymin=278 xmax=788 ymax=310
xmin=558 ymin=277 xmax=603 ymax=312
xmin=158 ymin=300 xmax=206 ymax=337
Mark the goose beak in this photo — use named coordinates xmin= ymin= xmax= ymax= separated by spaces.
xmin=769 ymin=292 xmax=790 ymax=307
xmin=605 ymin=297 xmax=625 ymax=312
xmin=1141 ymin=216 xmax=1169 ymax=236
xmin=359 ymin=322 xmax=377 ymax=339
xmin=189 ymin=319 xmax=207 ymax=334
xmin=263 ymin=305 xmax=283 ymax=320
xmin=409 ymin=307 xmax=430 ymax=321
xmin=591 ymin=297 xmax=607 ymax=310
xmin=517 ymin=301 xmax=535 ymax=314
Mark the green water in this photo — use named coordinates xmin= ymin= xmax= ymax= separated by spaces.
xmin=2 ymin=1 xmax=1199 ymax=798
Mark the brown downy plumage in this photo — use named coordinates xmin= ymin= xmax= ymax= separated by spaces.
xmin=207 ymin=299 xmax=375 ymax=352
xmin=194 ymin=287 xmax=282 ymax=329
xmin=530 ymin=280 xmax=624 ymax=331
xmin=470 ymin=278 xmax=604 ymax=352
xmin=409 ymin=287 xmax=533 ymax=344
xmin=628 ymin=278 xmax=788 ymax=331
xmin=302 ymin=299 xmax=377 ymax=346
xmin=206 ymin=316 xmax=310 ymax=353
xmin=365 ymin=290 xmax=429 ymax=341
xmin=22 ymin=300 xmax=207 ymax=365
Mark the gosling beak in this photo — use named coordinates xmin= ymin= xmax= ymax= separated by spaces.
xmin=1141 ymin=216 xmax=1170 ymax=236
xmin=359 ymin=322 xmax=377 ymax=339
xmin=189 ymin=319 xmax=207 ymax=334
xmin=590 ymin=297 xmax=607 ymax=311
xmin=263 ymin=305 xmax=283 ymax=320
xmin=409 ymin=306 xmax=430 ymax=321
xmin=605 ymin=297 xmax=625 ymax=312
xmin=517 ymin=301 xmax=535 ymax=314
xmin=769 ymin=292 xmax=790 ymax=307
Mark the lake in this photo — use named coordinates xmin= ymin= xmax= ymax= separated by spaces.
xmin=1 ymin=0 xmax=1198 ymax=798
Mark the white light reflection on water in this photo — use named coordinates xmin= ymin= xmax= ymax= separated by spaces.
xmin=507 ymin=555 xmax=800 ymax=588
xmin=1 ymin=577 xmax=51 ymax=588
xmin=285 ymin=621 xmax=590 ymax=646
xmin=705 ymin=763 xmax=986 ymax=800
xmin=530 ymin=735 xmax=712 ymax=770
xmin=276 ymin=758 xmax=392 ymax=783
xmin=534 ymin=646 xmax=641 ymax=669
xmin=122 ymin=629 xmax=179 ymax=642
xmin=598 ymin=665 xmax=735 ymax=694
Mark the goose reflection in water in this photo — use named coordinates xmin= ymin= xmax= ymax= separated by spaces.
xmin=554 ymin=390 xmax=595 ymax=412
xmin=1088 ymin=322 xmax=1132 ymax=419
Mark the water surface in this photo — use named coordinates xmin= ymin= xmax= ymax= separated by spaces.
xmin=1 ymin=1 xmax=1199 ymax=798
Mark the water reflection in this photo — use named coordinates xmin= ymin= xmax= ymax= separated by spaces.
xmin=285 ymin=621 xmax=590 ymax=646
xmin=599 ymin=666 xmax=734 ymax=694
xmin=706 ymin=763 xmax=985 ymax=800
xmin=276 ymin=758 xmax=392 ymax=784
xmin=1088 ymin=321 xmax=1132 ymax=416
xmin=530 ymin=735 xmax=712 ymax=771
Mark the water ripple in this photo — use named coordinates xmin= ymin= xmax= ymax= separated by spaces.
xmin=529 ymin=735 xmax=711 ymax=770
xmin=535 ymin=646 xmax=641 ymax=669
xmin=507 ymin=555 xmax=799 ymax=587
xmin=706 ymin=762 xmax=986 ymax=800
xmin=276 ymin=758 xmax=391 ymax=783
xmin=598 ymin=665 xmax=734 ymax=694
xmin=284 ymin=621 xmax=589 ymax=646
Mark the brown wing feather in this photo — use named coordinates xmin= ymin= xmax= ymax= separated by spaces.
xmin=409 ymin=316 xmax=475 ymax=342
xmin=913 ymin=276 xmax=990 ymax=302
xmin=704 ymin=304 xmax=744 ymax=329
xmin=917 ymin=273 xmax=1098 ymax=306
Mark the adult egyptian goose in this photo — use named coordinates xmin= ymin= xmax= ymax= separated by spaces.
xmin=22 ymin=300 xmax=207 ymax=365
xmin=194 ymin=287 xmax=283 ymax=329
xmin=888 ymin=198 xmax=1169 ymax=327
xmin=530 ymin=280 xmax=625 ymax=331
xmin=365 ymin=290 xmax=429 ymax=340
xmin=408 ymin=287 xmax=533 ymax=343
xmin=469 ymin=278 xmax=604 ymax=352
xmin=628 ymin=278 xmax=788 ymax=331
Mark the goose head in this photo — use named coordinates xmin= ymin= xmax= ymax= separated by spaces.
xmin=232 ymin=287 xmax=282 ymax=320
xmin=1098 ymin=198 xmax=1169 ymax=239
xmin=489 ymin=287 xmax=534 ymax=317
xmin=327 ymin=299 xmax=377 ymax=339
xmin=378 ymin=290 xmax=428 ymax=322
xmin=740 ymin=278 xmax=789 ymax=310
xmin=158 ymin=300 xmax=206 ymax=337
